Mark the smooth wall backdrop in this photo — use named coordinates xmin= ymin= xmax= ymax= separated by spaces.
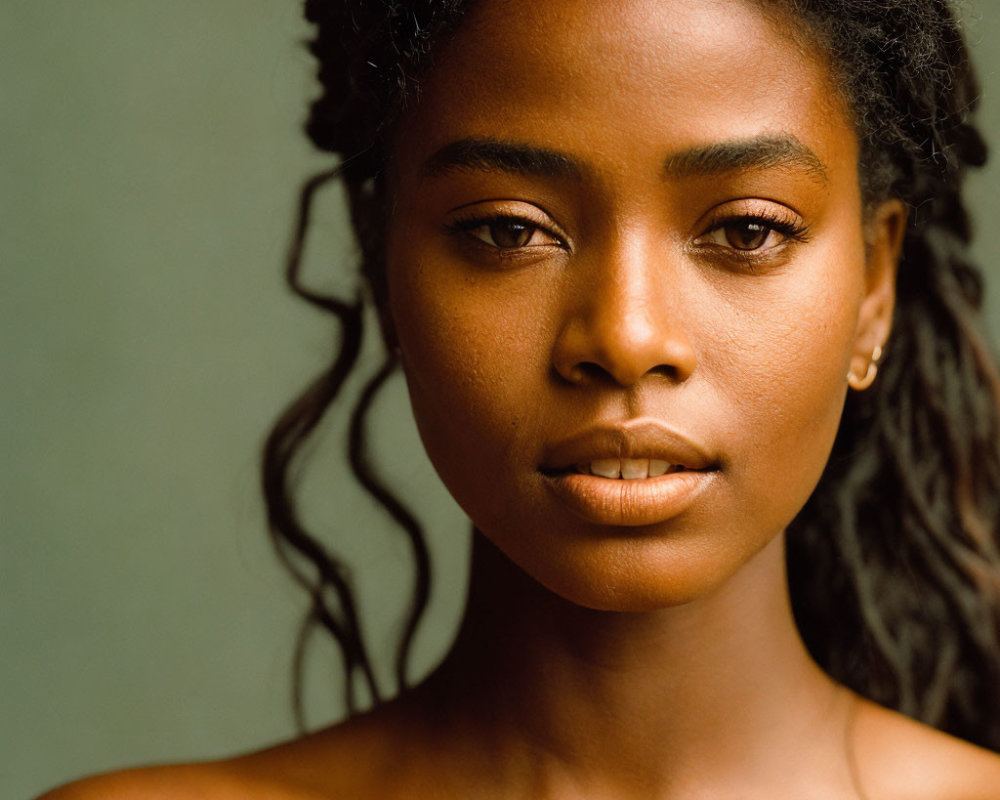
xmin=3 ymin=3 xmax=998 ymax=797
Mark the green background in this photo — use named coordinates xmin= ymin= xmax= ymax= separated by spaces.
xmin=3 ymin=3 xmax=998 ymax=797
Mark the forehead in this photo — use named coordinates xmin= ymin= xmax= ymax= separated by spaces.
xmin=391 ymin=0 xmax=857 ymax=190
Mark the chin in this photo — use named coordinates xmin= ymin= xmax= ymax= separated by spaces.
xmin=484 ymin=521 xmax=784 ymax=614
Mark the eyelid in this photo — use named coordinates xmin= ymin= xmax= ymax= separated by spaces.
xmin=446 ymin=201 xmax=569 ymax=248
xmin=693 ymin=200 xmax=809 ymax=246
xmin=698 ymin=198 xmax=803 ymax=229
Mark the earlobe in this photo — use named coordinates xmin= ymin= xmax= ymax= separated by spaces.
xmin=848 ymin=199 xmax=908 ymax=391
xmin=847 ymin=344 xmax=883 ymax=391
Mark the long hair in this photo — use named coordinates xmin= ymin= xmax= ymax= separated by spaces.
xmin=262 ymin=0 xmax=1000 ymax=748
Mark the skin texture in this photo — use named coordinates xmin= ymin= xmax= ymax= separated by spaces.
xmin=385 ymin=0 xmax=887 ymax=613
xmin=38 ymin=0 xmax=1000 ymax=798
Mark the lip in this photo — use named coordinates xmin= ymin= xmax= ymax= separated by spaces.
xmin=540 ymin=418 xmax=716 ymax=473
xmin=540 ymin=418 xmax=719 ymax=527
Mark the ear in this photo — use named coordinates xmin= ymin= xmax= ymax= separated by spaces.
xmin=848 ymin=199 xmax=907 ymax=388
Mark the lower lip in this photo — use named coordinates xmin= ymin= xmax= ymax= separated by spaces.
xmin=543 ymin=470 xmax=716 ymax=527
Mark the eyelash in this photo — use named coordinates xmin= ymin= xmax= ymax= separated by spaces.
xmin=446 ymin=209 xmax=810 ymax=257
xmin=446 ymin=212 xmax=565 ymax=251
xmin=714 ymin=212 xmax=807 ymax=238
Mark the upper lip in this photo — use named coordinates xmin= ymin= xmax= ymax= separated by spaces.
xmin=539 ymin=418 xmax=717 ymax=473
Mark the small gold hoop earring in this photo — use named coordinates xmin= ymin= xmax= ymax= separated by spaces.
xmin=847 ymin=345 xmax=882 ymax=392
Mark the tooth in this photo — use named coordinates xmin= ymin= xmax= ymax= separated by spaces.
xmin=590 ymin=458 xmax=621 ymax=478
xmin=648 ymin=459 xmax=670 ymax=477
xmin=621 ymin=458 xmax=649 ymax=480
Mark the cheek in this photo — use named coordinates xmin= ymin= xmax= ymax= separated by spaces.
xmin=392 ymin=263 xmax=539 ymax=417
xmin=387 ymin=250 xmax=553 ymax=519
xmin=704 ymin=245 xmax=865 ymax=525
xmin=384 ymin=207 xmax=870 ymax=611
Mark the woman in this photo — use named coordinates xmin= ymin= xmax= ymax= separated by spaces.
xmin=41 ymin=0 xmax=1000 ymax=797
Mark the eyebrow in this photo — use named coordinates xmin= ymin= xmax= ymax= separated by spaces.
xmin=662 ymin=135 xmax=828 ymax=183
xmin=420 ymin=133 xmax=828 ymax=184
xmin=421 ymin=137 xmax=584 ymax=180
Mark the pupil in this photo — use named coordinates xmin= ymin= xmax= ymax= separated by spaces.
xmin=491 ymin=221 xmax=532 ymax=248
xmin=727 ymin=222 xmax=768 ymax=251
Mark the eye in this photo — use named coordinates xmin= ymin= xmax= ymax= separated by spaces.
xmin=449 ymin=213 xmax=563 ymax=250
xmin=696 ymin=211 xmax=809 ymax=255
xmin=704 ymin=219 xmax=785 ymax=251
xmin=476 ymin=218 xmax=539 ymax=248
xmin=717 ymin=220 xmax=776 ymax=251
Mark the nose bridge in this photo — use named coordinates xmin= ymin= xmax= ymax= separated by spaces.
xmin=592 ymin=237 xmax=661 ymax=344
xmin=554 ymin=229 xmax=698 ymax=387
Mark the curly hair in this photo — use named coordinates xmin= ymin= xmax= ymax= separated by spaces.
xmin=262 ymin=0 xmax=1000 ymax=748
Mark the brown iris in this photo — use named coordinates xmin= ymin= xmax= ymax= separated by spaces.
xmin=724 ymin=221 xmax=771 ymax=251
xmin=489 ymin=219 xmax=535 ymax=248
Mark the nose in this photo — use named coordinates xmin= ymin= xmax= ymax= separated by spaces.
xmin=551 ymin=239 xmax=698 ymax=388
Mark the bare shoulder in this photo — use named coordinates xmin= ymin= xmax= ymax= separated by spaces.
xmin=34 ymin=707 xmax=418 ymax=800
xmin=854 ymin=697 xmax=1000 ymax=800
xmin=34 ymin=762 xmax=253 ymax=800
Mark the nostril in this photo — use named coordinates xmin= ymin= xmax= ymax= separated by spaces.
xmin=555 ymin=361 xmax=616 ymax=385
xmin=647 ymin=364 xmax=679 ymax=380
xmin=551 ymin=315 xmax=698 ymax=387
xmin=576 ymin=362 xmax=611 ymax=383
xmin=559 ymin=360 xmax=679 ymax=387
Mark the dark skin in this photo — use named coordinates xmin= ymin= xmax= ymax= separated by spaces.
xmin=41 ymin=1 xmax=1000 ymax=798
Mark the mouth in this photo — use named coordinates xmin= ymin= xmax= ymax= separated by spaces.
xmin=565 ymin=458 xmax=691 ymax=480
xmin=539 ymin=419 xmax=719 ymax=526
xmin=539 ymin=418 xmax=717 ymax=475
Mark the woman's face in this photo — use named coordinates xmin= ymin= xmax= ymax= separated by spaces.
xmin=384 ymin=0 xmax=901 ymax=611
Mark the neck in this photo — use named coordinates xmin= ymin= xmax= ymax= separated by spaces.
xmin=411 ymin=532 xmax=853 ymax=798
